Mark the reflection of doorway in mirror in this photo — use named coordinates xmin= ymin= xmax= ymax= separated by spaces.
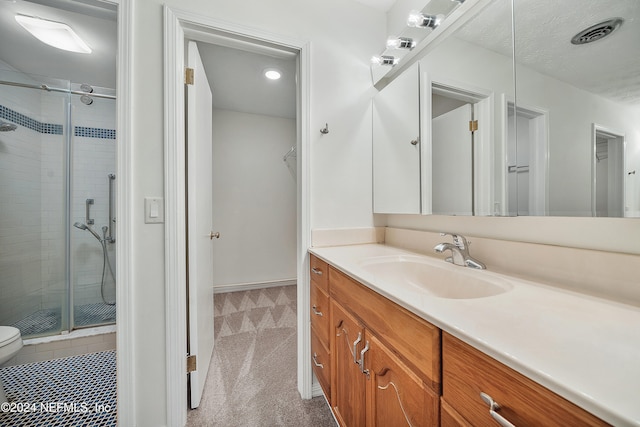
xmin=429 ymin=82 xmax=492 ymax=216
xmin=507 ymin=103 xmax=548 ymax=216
xmin=592 ymin=125 xmax=625 ymax=218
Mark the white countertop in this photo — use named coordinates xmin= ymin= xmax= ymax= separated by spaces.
xmin=309 ymin=244 xmax=640 ymax=427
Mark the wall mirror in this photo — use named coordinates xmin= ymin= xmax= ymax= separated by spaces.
xmin=510 ymin=0 xmax=640 ymax=217
xmin=372 ymin=0 xmax=515 ymax=215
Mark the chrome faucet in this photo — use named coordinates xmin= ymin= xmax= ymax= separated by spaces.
xmin=434 ymin=233 xmax=486 ymax=269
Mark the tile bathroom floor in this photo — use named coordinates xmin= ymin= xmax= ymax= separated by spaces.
xmin=0 ymin=350 xmax=116 ymax=427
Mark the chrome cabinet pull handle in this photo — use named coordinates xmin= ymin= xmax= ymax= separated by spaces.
xmin=312 ymin=305 xmax=323 ymax=317
xmin=480 ymin=392 xmax=516 ymax=427
xmin=359 ymin=341 xmax=370 ymax=375
xmin=312 ymin=353 xmax=324 ymax=369
xmin=352 ymin=332 xmax=362 ymax=364
xmin=311 ymin=267 xmax=323 ymax=276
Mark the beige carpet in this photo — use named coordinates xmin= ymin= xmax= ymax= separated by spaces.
xmin=187 ymin=285 xmax=336 ymax=426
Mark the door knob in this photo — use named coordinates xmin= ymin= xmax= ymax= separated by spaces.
xmin=208 ymin=231 xmax=220 ymax=240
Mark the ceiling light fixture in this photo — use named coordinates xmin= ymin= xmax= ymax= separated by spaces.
xmin=407 ymin=11 xmax=443 ymax=29
xmin=15 ymin=14 xmax=92 ymax=54
xmin=386 ymin=36 xmax=416 ymax=50
xmin=264 ymin=68 xmax=282 ymax=80
xmin=371 ymin=55 xmax=399 ymax=66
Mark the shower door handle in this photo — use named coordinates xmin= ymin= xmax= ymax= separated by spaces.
xmin=86 ymin=199 xmax=95 ymax=225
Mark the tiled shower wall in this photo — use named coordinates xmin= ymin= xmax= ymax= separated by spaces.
xmin=71 ymin=93 xmax=116 ymax=308
xmin=0 ymin=79 xmax=64 ymax=324
xmin=0 ymin=70 xmax=116 ymax=329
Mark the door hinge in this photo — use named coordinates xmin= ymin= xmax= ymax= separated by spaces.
xmin=185 ymin=67 xmax=195 ymax=85
xmin=187 ymin=354 xmax=197 ymax=373
xmin=469 ymin=120 xmax=478 ymax=132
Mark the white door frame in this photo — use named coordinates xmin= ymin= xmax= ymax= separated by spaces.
xmin=163 ymin=7 xmax=311 ymax=425
xmin=421 ymin=73 xmax=494 ymax=216
xmin=591 ymin=123 xmax=626 ymax=217
xmin=107 ymin=0 xmax=135 ymax=425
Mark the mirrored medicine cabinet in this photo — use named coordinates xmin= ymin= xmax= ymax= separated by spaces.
xmin=372 ymin=0 xmax=640 ymax=218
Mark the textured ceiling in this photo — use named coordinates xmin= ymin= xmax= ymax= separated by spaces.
xmin=455 ymin=0 xmax=640 ymax=105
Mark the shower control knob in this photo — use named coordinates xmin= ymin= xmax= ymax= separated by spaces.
xmin=208 ymin=231 xmax=220 ymax=240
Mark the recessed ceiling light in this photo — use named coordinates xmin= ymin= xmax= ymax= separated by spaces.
xmin=264 ymin=69 xmax=282 ymax=80
xmin=15 ymin=14 xmax=92 ymax=54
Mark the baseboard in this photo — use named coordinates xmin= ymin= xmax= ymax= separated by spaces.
xmin=311 ymin=380 xmax=324 ymax=398
xmin=213 ymin=278 xmax=297 ymax=294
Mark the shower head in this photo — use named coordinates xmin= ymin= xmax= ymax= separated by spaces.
xmin=0 ymin=120 xmax=17 ymax=132
xmin=74 ymin=221 xmax=102 ymax=241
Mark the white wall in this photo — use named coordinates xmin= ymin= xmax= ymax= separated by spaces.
xmin=515 ymin=65 xmax=640 ymax=217
xmin=129 ymin=1 xmax=385 ymax=424
xmin=211 ymin=109 xmax=296 ymax=287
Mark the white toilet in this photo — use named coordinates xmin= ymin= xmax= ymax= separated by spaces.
xmin=0 ymin=326 xmax=23 ymax=404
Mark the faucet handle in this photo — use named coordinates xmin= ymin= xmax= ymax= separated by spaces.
xmin=440 ymin=232 xmax=468 ymax=250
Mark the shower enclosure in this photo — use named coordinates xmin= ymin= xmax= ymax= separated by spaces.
xmin=0 ymin=69 xmax=116 ymax=339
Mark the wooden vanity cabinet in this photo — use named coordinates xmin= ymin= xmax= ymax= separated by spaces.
xmin=442 ymin=332 xmax=608 ymax=427
xmin=329 ymin=266 xmax=440 ymax=427
xmin=309 ymin=255 xmax=331 ymax=399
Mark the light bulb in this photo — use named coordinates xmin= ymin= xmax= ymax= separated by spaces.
xmin=264 ymin=68 xmax=281 ymax=80
xmin=371 ymin=55 xmax=398 ymax=66
xmin=386 ymin=37 xmax=416 ymax=50
xmin=407 ymin=11 xmax=443 ymax=29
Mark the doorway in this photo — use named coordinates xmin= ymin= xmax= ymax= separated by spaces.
xmin=427 ymin=81 xmax=493 ymax=216
xmin=163 ymin=9 xmax=311 ymax=425
xmin=592 ymin=124 xmax=625 ymax=217
xmin=507 ymin=102 xmax=548 ymax=216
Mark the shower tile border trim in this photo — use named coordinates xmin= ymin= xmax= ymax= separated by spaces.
xmin=0 ymin=104 xmax=62 ymax=135
xmin=0 ymin=104 xmax=116 ymax=139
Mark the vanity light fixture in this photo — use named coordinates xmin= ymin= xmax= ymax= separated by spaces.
xmin=15 ymin=14 xmax=92 ymax=54
xmin=264 ymin=68 xmax=282 ymax=80
xmin=386 ymin=37 xmax=416 ymax=50
xmin=371 ymin=55 xmax=399 ymax=66
xmin=407 ymin=11 xmax=443 ymax=29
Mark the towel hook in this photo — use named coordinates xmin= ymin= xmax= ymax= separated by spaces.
xmin=320 ymin=123 xmax=329 ymax=134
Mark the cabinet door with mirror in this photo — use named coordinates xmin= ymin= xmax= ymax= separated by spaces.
xmin=372 ymin=0 xmax=515 ymax=216
xmin=372 ymin=0 xmax=639 ymax=219
xmin=511 ymin=0 xmax=640 ymax=217
xmin=373 ymin=63 xmax=421 ymax=214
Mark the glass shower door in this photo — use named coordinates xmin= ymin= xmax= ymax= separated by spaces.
xmin=0 ymin=69 xmax=70 ymax=338
xmin=70 ymin=84 xmax=117 ymax=328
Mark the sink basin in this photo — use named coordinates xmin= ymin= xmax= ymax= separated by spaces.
xmin=358 ymin=255 xmax=513 ymax=299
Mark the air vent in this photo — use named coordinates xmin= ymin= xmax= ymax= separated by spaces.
xmin=571 ymin=18 xmax=623 ymax=45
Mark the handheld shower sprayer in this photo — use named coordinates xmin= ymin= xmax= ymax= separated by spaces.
xmin=73 ymin=221 xmax=102 ymax=241
xmin=73 ymin=221 xmax=116 ymax=306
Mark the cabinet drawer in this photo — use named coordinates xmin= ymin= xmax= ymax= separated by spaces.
xmin=442 ymin=333 xmax=608 ymax=427
xmin=330 ymin=267 xmax=440 ymax=391
xmin=310 ymin=254 xmax=328 ymax=292
xmin=311 ymin=327 xmax=331 ymax=400
xmin=310 ymin=281 xmax=330 ymax=346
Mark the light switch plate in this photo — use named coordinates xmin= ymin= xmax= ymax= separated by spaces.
xmin=144 ymin=197 xmax=164 ymax=224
